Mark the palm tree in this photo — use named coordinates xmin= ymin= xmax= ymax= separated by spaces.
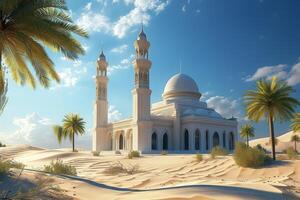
xmin=0 ymin=0 xmax=88 ymax=93
xmin=0 ymin=69 xmax=8 ymax=115
xmin=291 ymin=113 xmax=300 ymax=132
xmin=240 ymin=124 xmax=255 ymax=147
xmin=291 ymin=135 xmax=300 ymax=152
xmin=53 ymin=114 xmax=86 ymax=152
xmin=244 ymin=77 xmax=299 ymax=160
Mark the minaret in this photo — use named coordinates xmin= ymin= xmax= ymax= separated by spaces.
xmin=132 ymin=27 xmax=153 ymax=152
xmin=92 ymin=51 xmax=110 ymax=152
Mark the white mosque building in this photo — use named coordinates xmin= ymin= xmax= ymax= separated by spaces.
xmin=92 ymin=28 xmax=238 ymax=153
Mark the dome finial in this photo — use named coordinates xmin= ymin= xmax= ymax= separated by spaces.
xmin=99 ymin=49 xmax=106 ymax=60
xmin=138 ymin=21 xmax=147 ymax=40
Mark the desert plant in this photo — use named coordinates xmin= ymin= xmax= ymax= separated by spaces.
xmin=161 ymin=150 xmax=168 ymax=155
xmin=129 ymin=151 xmax=140 ymax=158
xmin=195 ymin=153 xmax=203 ymax=162
xmin=239 ymin=124 xmax=255 ymax=146
xmin=291 ymin=113 xmax=300 ymax=132
xmin=103 ymin=162 xmax=140 ymax=175
xmin=0 ymin=0 xmax=88 ymax=93
xmin=255 ymin=144 xmax=267 ymax=153
xmin=291 ymin=135 xmax=300 ymax=151
xmin=0 ymin=159 xmax=24 ymax=176
xmin=244 ymin=77 xmax=299 ymax=160
xmin=210 ymin=146 xmax=228 ymax=159
xmin=0 ymin=141 xmax=6 ymax=147
xmin=44 ymin=159 xmax=76 ymax=176
xmin=286 ymin=147 xmax=298 ymax=160
xmin=234 ymin=142 xmax=271 ymax=168
xmin=92 ymin=151 xmax=100 ymax=156
xmin=53 ymin=113 xmax=86 ymax=152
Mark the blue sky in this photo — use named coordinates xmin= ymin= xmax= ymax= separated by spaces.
xmin=0 ymin=0 xmax=299 ymax=149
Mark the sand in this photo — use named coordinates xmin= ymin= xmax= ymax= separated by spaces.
xmin=250 ymin=130 xmax=300 ymax=152
xmin=1 ymin=145 xmax=300 ymax=199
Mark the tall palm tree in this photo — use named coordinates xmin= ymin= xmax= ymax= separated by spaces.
xmin=53 ymin=113 xmax=86 ymax=152
xmin=240 ymin=124 xmax=255 ymax=147
xmin=0 ymin=0 xmax=88 ymax=93
xmin=291 ymin=113 xmax=300 ymax=132
xmin=291 ymin=135 xmax=300 ymax=152
xmin=244 ymin=77 xmax=299 ymax=160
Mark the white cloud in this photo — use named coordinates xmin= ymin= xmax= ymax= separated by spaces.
xmin=287 ymin=63 xmax=300 ymax=86
xmin=76 ymin=0 xmax=169 ymax=38
xmin=76 ymin=11 xmax=111 ymax=33
xmin=107 ymin=54 xmax=133 ymax=75
xmin=206 ymin=96 xmax=240 ymax=119
xmin=182 ymin=5 xmax=186 ymax=12
xmin=108 ymin=105 xmax=122 ymax=122
xmin=0 ymin=113 xmax=92 ymax=149
xmin=245 ymin=64 xmax=287 ymax=82
xmin=52 ymin=59 xmax=87 ymax=89
xmin=245 ymin=61 xmax=300 ymax=86
xmin=85 ymin=2 xmax=92 ymax=11
xmin=110 ymin=44 xmax=128 ymax=53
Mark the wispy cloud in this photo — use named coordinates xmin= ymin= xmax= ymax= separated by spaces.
xmin=76 ymin=0 xmax=170 ymax=38
xmin=110 ymin=44 xmax=128 ymax=53
xmin=108 ymin=105 xmax=122 ymax=122
xmin=244 ymin=60 xmax=300 ymax=86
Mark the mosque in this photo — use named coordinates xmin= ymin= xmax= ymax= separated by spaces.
xmin=92 ymin=28 xmax=238 ymax=153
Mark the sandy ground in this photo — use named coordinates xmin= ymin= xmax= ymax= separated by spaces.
xmin=1 ymin=145 xmax=300 ymax=200
xmin=250 ymin=130 xmax=300 ymax=152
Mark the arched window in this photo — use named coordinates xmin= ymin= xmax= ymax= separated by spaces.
xmin=213 ymin=132 xmax=219 ymax=147
xmin=163 ymin=133 xmax=168 ymax=150
xmin=184 ymin=130 xmax=189 ymax=150
xmin=223 ymin=132 xmax=226 ymax=148
xmin=195 ymin=129 xmax=200 ymax=150
xmin=119 ymin=134 xmax=124 ymax=150
xmin=151 ymin=132 xmax=157 ymax=150
xmin=206 ymin=130 xmax=209 ymax=150
xmin=229 ymin=132 xmax=235 ymax=150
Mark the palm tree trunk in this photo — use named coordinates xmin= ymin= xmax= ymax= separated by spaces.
xmin=268 ymin=115 xmax=276 ymax=160
xmin=247 ymin=135 xmax=249 ymax=147
xmin=295 ymin=141 xmax=297 ymax=152
xmin=72 ymin=133 xmax=75 ymax=152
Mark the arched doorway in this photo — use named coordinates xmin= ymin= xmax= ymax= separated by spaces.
xmin=213 ymin=132 xmax=219 ymax=147
xmin=229 ymin=132 xmax=235 ymax=150
xmin=184 ymin=130 xmax=189 ymax=150
xmin=163 ymin=133 xmax=168 ymax=150
xmin=195 ymin=129 xmax=200 ymax=150
xmin=206 ymin=130 xmax=209 ymax=150
xmin=152 ymin=132 xmax=157 ymax=150
xmin=119 ymin=134 xmax=124 ymax=150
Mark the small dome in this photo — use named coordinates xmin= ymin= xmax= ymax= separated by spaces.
xmin=99 ymin=51 xmax=106 ymax=60
xmin=163 ymin=73 xmax=201 ymax=101
xmin=138 ymin=29 xmax=147 ymax=40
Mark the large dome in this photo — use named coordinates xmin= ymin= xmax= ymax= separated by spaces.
xmin=163 ymin=73 xmax=201 ymax=101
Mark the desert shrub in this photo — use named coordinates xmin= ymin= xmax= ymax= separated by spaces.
xmin=210 ymin=146 xmax=228 ymax=159
xmin=104 ymin=162 xmax=140 ymax=175
xmin=234 ymin=142 xmax=271 ymax=168
xmin=0 ymin=142 xmax=6 ymax=147
xmin=195 ymin=154 xmax=203 ymax=162
xmin=255 ymin=144 xmax=267 ymax=153
xmin=91 ymin=151 xmax=100 ymax=156
xmin=128 ymin=151 xmax=140 ymax=159
xmin=44 ymin=159 xmax=77 ymax=176
xmin=286 ymin=147 xmax=298 ymax=160
xmin=115 ymin=150 xmax=121 ymax=155
xmin=73 ymin=149 xmax=78 ymax=152
xmin=161 ymin=150 xmax=168 ymax=155
xmin=0 ymin=159 xmax=24 ymax=176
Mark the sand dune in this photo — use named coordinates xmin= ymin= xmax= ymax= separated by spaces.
xmin=1 ymin=145 xmax=299 ymax=199
xmin=249 ymin=130 xmax=300 ymax=152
